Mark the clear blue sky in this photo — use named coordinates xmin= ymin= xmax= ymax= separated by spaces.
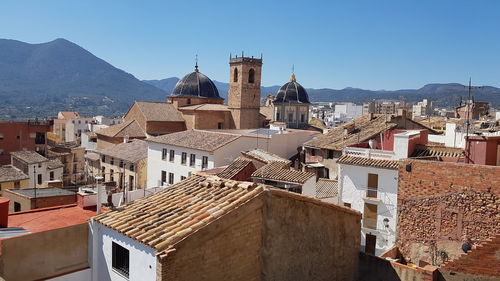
xmin=1 ymin=0 xmax=499 ymax=89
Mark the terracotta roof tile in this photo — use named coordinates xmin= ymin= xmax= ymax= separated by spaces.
xmin=0 ymin=165 xmax=29 ymax=183
xmin=99 ymin=139 xmax=148 ymax=162
xmin=94 ymin=120 xmax=146 ymax=138
xmin=241 ymin=149 xmax=290 ymax=164
xmin=309 ymin=117 xmax=327 ymax=129
xmin=217 ymin=157 xmax=254 ymax=179
xmin=47 ymin=159 xmax=64 ymax=170
xmin=259 ymin=106 xmax=273 ymax=120
xmin=179 ymin=104 xmax=231 ymax=112
xmin=316 ymin=178 xmax=338 ymax=199
xmin=337 ymin=155 xmax=400 ymax=169
xmin=133 ymin=101 xmax=185 ymax=122
xmin=58 ymin=111 xmax=80 ymax=119
xmin=252 ymin=161 xmax=315 ymax=184
xmin=304 ymin=114 xmax=397 ymax=150
xmin=11 ymin=151 xmax=48 ymax=164
xmin=411 ymin=144 xmax=464 ymax=158
xmin=93 ymin=175 xmax=266 ymax=252
xmin=147 ymin=130 xmax=240 ymax=152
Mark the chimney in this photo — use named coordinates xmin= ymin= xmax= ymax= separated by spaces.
xmin=124 ymin=135 xmax=129 ymax=143
xmin=0 ymin=197 xmax=10 ymax=228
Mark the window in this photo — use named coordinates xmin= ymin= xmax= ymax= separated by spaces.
xmin=233 ymin=68 xmax=238 ymax=82
xmin=181 ymin=152 xmax=187 ymax=165
xmin=0 ymin=134 xmax=3 ymax=141
xmin=187 ymin=98 xmax=191 ymax=105
xmin=37 ymin=174 xmax=42 ymax=185
xmin=14 ymin=202 xmax=21 ymax=212
xmin=365 ymin=234 xmax=377 ymax=255
xmin=202 ymin=156 xmax=208 ymax=169
xmin=14 ymin=181 xmax=20 ymax=189
xmin=161 ymin=171 xmax=167 ymax=185
xmin=327 ymin=150 xmax=334 ymax=159
xmin=301 ymin=113 xmax=305 ymax=123
xmin=112 ymin=242 xmax=129 ymax=278
xmin=102 ymin=167 xmax=106 ymax=179
xmin=276 ymin=112 xmax=280 ymax=121
xmin=110 ymin=169 xmax=114 ymax=182
xmin=129 ymin=175 xmax=134 ymax=190
xmin=367 ymin=173 xmax=378 ymax=198
xmin=101 ymin=155 xmax=105 ymax=162
xmin=110 ymin=158 xmax=114 ymax=165
xmin=50 ymin=171 xmax=54 ymax=181
xmin=190 ymin=154 xmax=195 ymax=167
xmin=248 ymin=68 xmax=255 ymax=83
xmin=343 ymin=202 xmax=351 ymax=208
xmin=119 ymin=160 xmax=124 ymax=168
xmin=288 ymin=112 xmax=293 ymax=122
xmin=168 ymin=172 xmax=174 ymax=184
xmin=363 ymin=203 xmax=378 ymax=229
xmin=161 ymin=149 xmax=168 ymax=160
xmin=217 ymin=122 xmax=223 ymax=129
xmin=169 ymin=150 xmax=175 ymax=162
xmin=181 ymin=176 xmax=186 ymax=181
xmin=311 ymin=149 xmax=316 ymax=156
xmin=129 ymin=164 xmax=134 ymax=172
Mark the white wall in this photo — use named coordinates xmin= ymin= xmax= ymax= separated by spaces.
xmin=90 ymin=221 xmax=157 ymax=281
xmin=47 ymin=268 xmax=91 ymax=281
xmin=339 ymin=164 xmax=398 ymax=256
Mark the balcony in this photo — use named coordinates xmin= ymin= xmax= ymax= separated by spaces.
xmin=363 ymin=217 xmax=377 ymax=230
xmin=343 ymin=147 xmax=397 ymax=160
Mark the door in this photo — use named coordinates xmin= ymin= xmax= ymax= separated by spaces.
xmin=365 ymin=234 xmax=377 ymax=255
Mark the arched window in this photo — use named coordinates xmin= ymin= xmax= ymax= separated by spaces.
xmin=233 ymin=68 xmax=238 ymax=82
xmin=248 ymin=68 xmax=255 ymax=83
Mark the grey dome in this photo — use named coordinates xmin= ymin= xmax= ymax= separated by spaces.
xmin=274 ymin=74 xmax=310 ymax=104
xmin=171 ymin=66 xmax=221 ymax=99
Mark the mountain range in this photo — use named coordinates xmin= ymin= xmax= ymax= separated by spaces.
xmin=0 ymin=38 xmax=499 ymax=120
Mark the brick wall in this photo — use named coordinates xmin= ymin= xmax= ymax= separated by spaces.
xmin=397 ymin=160 xmax=500 ymax=265
xmin=438 ymin=234 xmax=500 ymax=280
xmin=34 ymin=194 xmax=77 ymax=209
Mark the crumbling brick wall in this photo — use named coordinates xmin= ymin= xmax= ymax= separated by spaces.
xmin=396 ymin=160 xmax=500 ymax=266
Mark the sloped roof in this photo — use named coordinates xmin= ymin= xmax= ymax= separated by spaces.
xmin=309 ymin=117 xmax=327 ymax=130
xmin=304 ymin=114 xmax=397 ymax=150
xmin=252 ymin=161 xmax=315 ymax=184
xmin=316 ymin=178 xmax=338 ymax=199
xmin=337 ymin=155 xmax=400 ymax=170
xmin=10 ymin=151 xmax=48 ymax=164
xmin=217 ymin=157 xmax=255 ymax=179
xmin=411 ymin=144 xmax=464 ymax=158
xmin=179 ymin=104 xmax=230 ymax=112
xmin=132 ymin=101 xmax=185 ymax=122
xmin=59 ymin=111 xmax=80 ymax=119
xmin=147 ymin=130 xmax=240 ymax=152
xmin=94 ymin=120 xmax=146 ymax=138
xmin=0 ymin=166 xmax=29 ymax=183
xmin=242 ymin=149 xmax=290 ymax=164
xmin=259 ymin=106 xmax=273 ymax=120
xmin=93 ymin=175 xmax=265 ymax=252
xmin=99 ymin=139 xmax=148 ymax=162
xmin=47 ymin=159 xmax=64 ymax=170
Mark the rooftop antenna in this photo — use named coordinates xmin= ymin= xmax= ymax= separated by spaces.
xmin=242 ymin=51 xmax=244 ymax=58
xmin=230 ymin=53 xmax=232 ymax=60
xmin=195 ymin=54 xmax=199 ymax=72
xmin=260 ymin=53 xmax=263 ymax=60
xmin=464 ymin=78 xmax=482 ymax=163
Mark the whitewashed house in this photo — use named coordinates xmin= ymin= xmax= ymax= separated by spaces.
xmin=10 ymin=150 xmax=63 ymax=187
xmin=338 ymin=130 xmax=426 ymax=256
xmin=147 ymin=129 xmax=318 ymax=187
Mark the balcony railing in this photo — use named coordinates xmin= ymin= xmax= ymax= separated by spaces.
xmin=363 ymin=217 xmax=377 ymax=230
xmin=343 ymin=147 xmax=398 ymax=160
xmin=366 ymin=187 xmax=378 ymax=198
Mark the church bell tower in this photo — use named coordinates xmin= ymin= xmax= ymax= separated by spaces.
xmin=228 ymin=54 xmax=262 ymax=129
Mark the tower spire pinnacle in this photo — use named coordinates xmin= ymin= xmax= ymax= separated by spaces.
xmin=290 ymin=64 xmax=296 ymax=82
xmin=195 ymin=54 xmax=199 ymax=72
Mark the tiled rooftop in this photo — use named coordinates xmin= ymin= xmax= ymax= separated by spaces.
xmin=252 ymin=161 xmax=315 ymax=184
xmin=132 ymin=101 xmax=185 ymax=122
xmin=47 ymin=159 xmax=64 ymax=170
xmin=0 ymin=165 xmax=29 ymax=183
xmin=99 ymin=139 xmax=148 ymax=162
xmin=241 ymin=149 xmax=290 ymax=164
xmin=147 ymin=130 xmax=241 ymax=152
xmin=337 ymin=155 xmax=400 ymax=169
xmin=93 ymin=175 xmax=266 ymax=252
xmin=217 ymin=157 xmax=254 ymax=179
xmin=58 ymin=111 xmax=80 ymax=120
xmin=10 ymin=151 xmax=48 ymax=164
xmin=411 ymin=144 xmax=464 ymax=158
xmin=94 ymin=120 xmax=146 ymax=138
xmin=316 ymin=178 xmax=338 ymax=199
xmin=5 ymin=204 xmax=95 ymax=236
xmin=8 ymin=188 xmax=76 ymax=198
xmin=304 ymin=114 xmax=397 ymax=150
xmin=179 ymin=103 xmax=231 ymax=112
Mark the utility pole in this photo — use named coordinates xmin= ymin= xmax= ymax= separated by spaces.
xmin=33 ymin=166 xmax=37 ymax=209
xmin=464 ymin=78 xmax=482 ymax=163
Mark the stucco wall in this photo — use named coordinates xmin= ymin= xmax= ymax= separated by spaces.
xmin=0 ymin=179 xmax=29 ymax=196
xmin=0 ymin=223 xmax=89 ymax=281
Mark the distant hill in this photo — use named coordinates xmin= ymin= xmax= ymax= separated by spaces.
xmin=145 ymin=78 xmax=500 ymax=107
xmin=1 ymin=38 xmax=498 ymax=120
xmin=0 ymin=38 xmax=167 ymax=119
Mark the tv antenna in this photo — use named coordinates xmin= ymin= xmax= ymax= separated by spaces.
xmin=463 ymin=78 xmax=482 ymax=162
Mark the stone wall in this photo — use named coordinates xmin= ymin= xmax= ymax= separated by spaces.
xmin=359 ymin=252 xmax=435 ymax=281
xmin=146 ymin=121 xmax=186 ymax=135
xmin=397 ymin=160 xmax=500 ymax=265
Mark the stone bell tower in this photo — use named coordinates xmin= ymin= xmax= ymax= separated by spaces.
xmin=228 ymin=55 xmax=262 ymax=129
